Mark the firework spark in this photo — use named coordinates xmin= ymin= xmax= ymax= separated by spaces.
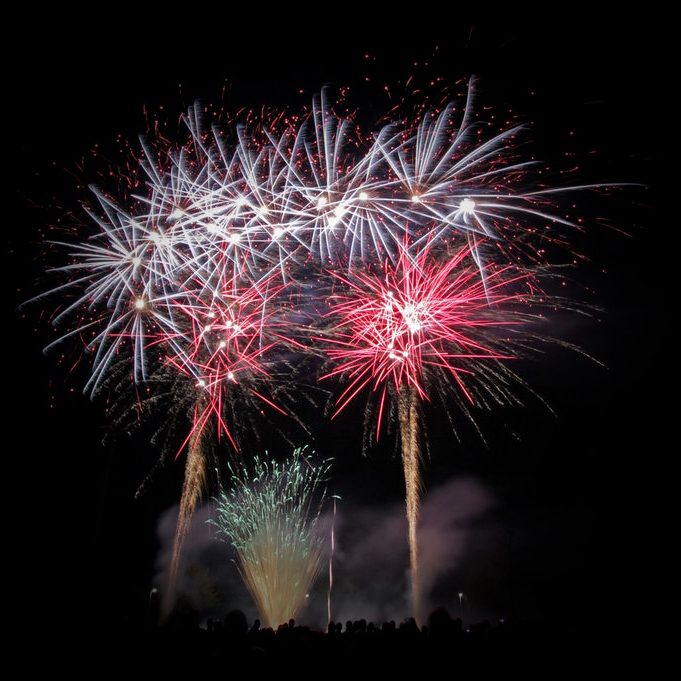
xmin=321 ymin=242 xmax=529 ymax=429
xmin=163 ymin=269 xmax=288 ymax=452
xmin=211 ymin=449 xmax=331 ymax=628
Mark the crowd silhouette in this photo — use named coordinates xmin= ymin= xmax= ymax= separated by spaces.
xmin=87 ymin=601 xmax=575 ymax=670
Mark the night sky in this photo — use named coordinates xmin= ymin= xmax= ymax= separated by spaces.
xmin=7 ymin=13 xmax=665 ymax=644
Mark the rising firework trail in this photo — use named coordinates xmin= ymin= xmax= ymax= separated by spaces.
xmin=167 ymin=426 xmax=207 ymax=605
xmin=211 ymin=449 xmax=331 ymax=628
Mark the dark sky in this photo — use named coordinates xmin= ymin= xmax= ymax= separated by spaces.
xmin=7 ymin=14 xmax=666 ymax=637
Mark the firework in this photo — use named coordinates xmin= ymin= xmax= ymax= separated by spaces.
xmin=320 ymin=241 xmax=533 ymax=619
xmin=160 ymin=271 xmax=294 ymax=600
xmin=163 ymin=269 xmax=288 ymax=450
xmin=38 ymin=79 xmax=590 ymax=400
xmin=211 ymin=449 xmax=331 ymax=628
xmin=33 ymin=77 xmax=606 ymax=619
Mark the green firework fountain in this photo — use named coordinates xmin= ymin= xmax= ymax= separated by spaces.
xmin=212 ymin=448 xmax=331 ymax=628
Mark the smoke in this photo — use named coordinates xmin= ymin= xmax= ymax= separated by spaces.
xmin=154 ymin=476 xmax=494 ymax=627
xmin=328 ymin=477 xmax=494 ymax=625
xmin=419 ymin=478 xmax=494 ymax=606
xmin=155 ymin=502 xmax=259 ymax=622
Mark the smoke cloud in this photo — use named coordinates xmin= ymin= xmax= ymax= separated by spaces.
xmin=154 ymin=476 xmax=494 ymax=627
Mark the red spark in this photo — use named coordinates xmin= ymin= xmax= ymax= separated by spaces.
xmin=165 ymin=270 xmax=287 ymax=452
xmin=321 ymin=241 xmax=529 ymax=436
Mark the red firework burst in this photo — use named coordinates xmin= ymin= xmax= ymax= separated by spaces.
xmin=321 ymin=242 xmax=529 ymax=436
xmin=164 ymin=270 xmax=287 ymax=452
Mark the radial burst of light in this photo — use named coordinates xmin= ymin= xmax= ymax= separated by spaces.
xmin=34 ymin=186 xmax=188 ymax=394
xmin=211 ymin=449 xmax=331 ymax=629
xmin=163 ymin=269 xmax=289 ymax=452
xmin=321 ymin=241 xmax=529 ymax=437
xmin=38 ymin=79 xmax=601 ymax=399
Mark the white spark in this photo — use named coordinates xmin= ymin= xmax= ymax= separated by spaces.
xmin=459 ymin=198 xmax=476 ymax=214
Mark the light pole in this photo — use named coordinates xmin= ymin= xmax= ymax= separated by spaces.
xmin=458 ymin=592 xmax=464 ymax=626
